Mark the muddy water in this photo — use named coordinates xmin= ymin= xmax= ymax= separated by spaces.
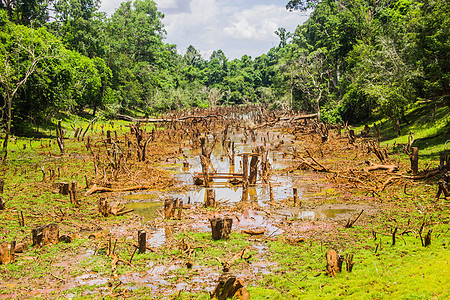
xmin=124 ymin=130 xmax=298 ymax=221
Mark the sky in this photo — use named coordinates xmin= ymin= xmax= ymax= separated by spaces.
xmin=99 ymin=0 xmax=311 ymax=59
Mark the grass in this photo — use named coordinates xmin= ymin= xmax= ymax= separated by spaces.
xmin=353 ymin=101 xmax=449 ymax=165
xmin=1 ymin=106 xmax=449 ymax=299
xmin=244 ymin=231 xmax=449 ymax=299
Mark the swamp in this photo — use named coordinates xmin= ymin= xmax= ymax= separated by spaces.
xmin=0 ymin=105 xmax=449 ymax=299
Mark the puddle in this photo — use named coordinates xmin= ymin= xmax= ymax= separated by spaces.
xmin=125 ymin=202 xmax=162 ymax=222
xmin=75 ymin=273 xmax=109 ymax=286
xmin=122 ymin=193 xmax=158 ymax=201
xmin=236 ymin=209 xmax=283 ymax=236
xmin=297 ymin=208 xmax=359 ymax=220
xmin=172 ymin=131 xmax=296 ymax=185
xmin=147 ymin=227 xmax=166 ymax=247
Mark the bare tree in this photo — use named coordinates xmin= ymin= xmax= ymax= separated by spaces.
xmin=296 ymin=49 xmax=329 ymax=121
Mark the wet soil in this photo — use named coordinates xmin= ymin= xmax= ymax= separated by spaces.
xmin=0 ymin=117 xmax=391 ymax=299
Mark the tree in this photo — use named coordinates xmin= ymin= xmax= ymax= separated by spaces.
xmin=0 ymin=0 xmax=50 ymax=25
xmin=286 ymin=0 xmax=320 ymax=11
xmin=0 ymin=15 xmax=57 ymax=160
xmin=349 ymin=37 xmax=415 ymax=135
xmin=274 ymin=27 xmax=292 ymax=48
xmin=184 ymin=45 xmax=203 ymax=67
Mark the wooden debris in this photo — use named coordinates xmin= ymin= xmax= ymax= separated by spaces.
xmin=85 ymin=184 xmax=158 ymax=196
xmin=344 ymin=210 xmax=364 ymax=228
xmin=241 ymin=229 xmax=265 ymax=236
xmin=364 ymin=164 xmax=398 ymax=173
xmin=98 ymin=198 xmax=133 ymax=217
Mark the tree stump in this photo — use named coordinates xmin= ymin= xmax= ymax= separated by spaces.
xmin=424 ymin=229 xmax=432 ymax=247
xmin=70 ymin=181 xmax=78 ymax=205
xmin=325 ymin=249 xmax=339 ymax=277
xmin=0 ymin=241 xmax=14 ymax=265
xmin=32 ymin=224 xmax=59 ymax=247
xmin=436 ymin=174 xmax=449 ymax=199
xmin=138 ymin=230 xmax=146 ymax=254
xmin=200 ymin=155 xmax=211 ymax=187
xmin=205 ymin=189 xmax=216 ymax=207
xmin=98 ymin=197 xmax=110 ymax=216
xmin=0 ymin=196 xmax=5 ymax=210
xmin=164 ymin=198 xmax=177 ymax=219
xmin=210 ymin=218 xmax=233 ymax=240
xmin=106 ymin=130 xmax=112 ymax=144
xmin=439 ymin=152 xmax=449 ymax=170
xmin=43 ymin=223 xmax=59 ymax=245
xmin=14 ymin=242 xmax=28 ymax=253
xmin=348 ymin=129 xmax=355 ymax=144
xmin=293 ymin=188 xmax=298 ymax=206
xmin=242 ymin=182 xmax=249 ymax=202
xmin=410 ymin=147 xmax=419 ymax=175
xmin=211 ymin=273 xmax=248 ymax=300
xmin=242 ymin=154 xmax=249 ymax=184
xmin=59 ymin=182 xmax=70 ymax=195
xmin=269 ymin=183 xmax=274 ymax=203
xmin=249 ymin=153 xmax=259 ymax=184
xmin=177 ymin=202 xmax=183 ymax=220
xmin=346 ymin=254 xmax=354 ymax=272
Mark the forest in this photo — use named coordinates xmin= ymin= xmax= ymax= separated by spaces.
xmin=1 ymin=0 xmax=448 ymax=133
xmin=0 ymin=0 xmax=449 ymax=299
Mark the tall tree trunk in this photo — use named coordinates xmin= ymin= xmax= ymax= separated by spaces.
xmin=2 ymin=96 xmax=12 ymax=163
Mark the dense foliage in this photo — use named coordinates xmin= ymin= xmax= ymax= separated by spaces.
xmin=0 ymin=0 xmax=449 ymax=135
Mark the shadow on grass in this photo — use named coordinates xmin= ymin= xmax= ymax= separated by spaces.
xmin=378 ymin=102 xmax=450 ymax=156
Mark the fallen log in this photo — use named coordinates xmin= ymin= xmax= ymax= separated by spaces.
xmin=241 ymin=229 xmax=264 ymax=236
xmin=85 ymin=184 xmax=154 ymax=195
xmin=364 ymin=164 xmax=398 ymax=173
xmin=116 ymin=113 xmax=224 ymax=123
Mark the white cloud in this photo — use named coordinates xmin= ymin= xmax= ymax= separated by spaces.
xmin=100 ymin=0 xmax=310 ymax=59
xmin=99 ymin=0 xmax=124 ymax=15
xmin=223 ymin=5 xmax=300 ymax=42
